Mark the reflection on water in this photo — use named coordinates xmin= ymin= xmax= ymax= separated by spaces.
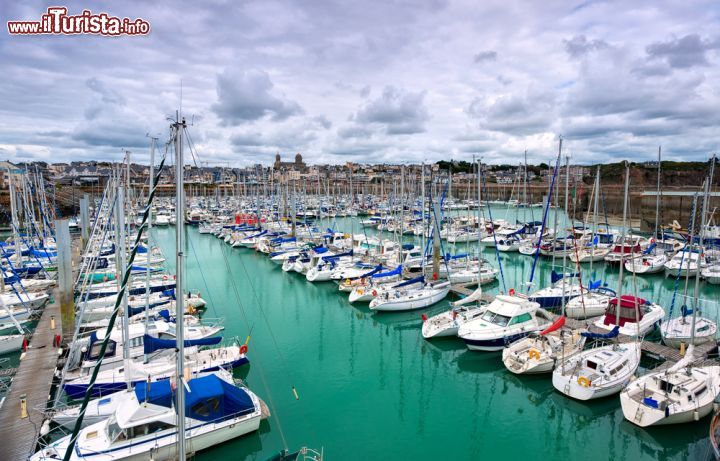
xmin=147 ymin=216 xmax=717 ymax=461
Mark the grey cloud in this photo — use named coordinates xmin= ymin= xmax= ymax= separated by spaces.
xmin=212 ymin=67 xmax=303 ymax=125
xmin=646 ymin=34 xmax=720 ymax=69
xmin=338 ymin=125 xmax=374 ymax=139
xmin=467 ymin=90 xmax=556 ymax=135
xmin=474 ymin=50 xmax=497 ymax=63
xmin=312 ymin=115 xmax=333 ymax=129
xmin=564 ymin=35 xmax=609 ymax=58
xmin=353 ymin=86 xmax=429 ymax=135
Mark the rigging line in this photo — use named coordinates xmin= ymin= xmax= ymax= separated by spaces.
xmin=665 ymin=194 xmax=698 ymax=332
xmin=526 ymin=151 xmax=562 ymax=292
xmin=62 ymin=148 xmax=170 ymax=461
xmin=480 ymin=165 xmax=507 ymax=293
xmin=216 ymin=237 xmax=293 ymax=450
xmin=183 ymin=126 xmax=201 ymax=168
xmin=184 ymin=228 xmax=222 ymax=320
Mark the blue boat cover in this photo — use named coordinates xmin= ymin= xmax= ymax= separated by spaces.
xmin=680 ymin=305 xmax=693 ymax=317
xmin=143 ymin=334 xmax=222 ymax=354
xmin=581 ymin=325 xmax=620 ymax=339
xmin=134 ymin=375 xmax=256 ymax=421
xmin=185 ymin=374 xmax=256 ymax=421
xmin=588 ymin=280 xmax=602 ymax=291
xmin=135 ymin=379 xmax=173 ymax=407
xmin=326 ymin=250 xmax=353 ymax=260
xmin=393 ymin=275 xmax=424 ymax=288
xmin=551 ymin=271 xmax=579 ymax=284
xmin=373 ymin=265 xmax=402 ymax=278
xmin=643 ymin=242 xmax=657 ymax=255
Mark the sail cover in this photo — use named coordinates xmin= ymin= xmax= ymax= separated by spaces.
xmin=581 ymin=325 xmax=620 ymax=339
xmin=373 ymin=265 xmax=402 ymax=278
xmin=143 ymin=334 xmax=222 ymax=354
xmin=540 ymin=316 xmax=565 ymax=335
xmin=392 ymin=275 xmax=424 ymax=288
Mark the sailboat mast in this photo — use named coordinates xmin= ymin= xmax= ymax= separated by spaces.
xmin=615 ymin=162 xmax=630 ymax=330
xmin=654 ymin=146 xmax=661 ymax=238
xmin=115 ymin=185 xmax=131 ymax=390
xmin=561 ymin=154 xmax=570 ymax=315
xmin=690 ymin=178 xmax=710 ymax=343
xmin=145 ymin=137 xmax=156 ymax=332
xmin=589 ymin=166 xmax=600 ymax=276
xmin=174 ymin=117 xmax=187 ymax=460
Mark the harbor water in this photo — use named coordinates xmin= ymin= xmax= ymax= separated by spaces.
xmin=150 ymin=211 xmax=719 ymax=461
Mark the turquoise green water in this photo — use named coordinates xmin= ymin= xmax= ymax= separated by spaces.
xmin=151 ymin=215 xmax=718 ymax=461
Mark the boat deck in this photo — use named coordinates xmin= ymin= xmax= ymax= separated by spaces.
xmin=0 ymin=294 xmax=61 ymax=461
xmin=563 ymin=318 xmax=718 ymax=364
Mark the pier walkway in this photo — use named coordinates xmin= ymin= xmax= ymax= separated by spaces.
xmin=0 ymin=295 xmax=61 ymax=461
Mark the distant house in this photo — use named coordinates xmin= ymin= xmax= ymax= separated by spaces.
xmin=0 ymin=160 xmax=18 ymax=188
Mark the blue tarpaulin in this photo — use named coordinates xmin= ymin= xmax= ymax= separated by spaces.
xmin=393 ymin=275 xmax=424 ymax=288
xmin=373 ymin=265 xmax=402 ymax=278
xmin=581 ymin=325 xmax=620 ymax=339
xmin=135 ymin=379 xmax=173 ymax=407
xmin=143 ymin=334 xmax=222 ymax=354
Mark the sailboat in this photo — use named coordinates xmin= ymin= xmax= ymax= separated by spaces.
xmin=33 ymin=374 xmax=264 ymax=461
xmin=421 ymin=285 xmax=487 ymax=339
xmin=620 ymin=345 xmax=720 ymax=426
xmin=661 ymin=176 xmax=719 ymax=348
xmin=502 ymin=316 xmax=586 ymax=374
xmin=552 ymin=162 xmax=641 ymax=401
xmin=368 ymin=276 xmax=450 ymax=312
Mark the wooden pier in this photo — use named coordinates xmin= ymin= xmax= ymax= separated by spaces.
xmin=0 ymin=296 xmax=62 ymax=461
xmin=0 ymin=223 xmax=78 ymax=461
xmin=449 ymin=282 xmax=494 ymax=303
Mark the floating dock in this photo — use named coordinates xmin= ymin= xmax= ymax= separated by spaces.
xmin=0 ymin=296 xmax=62 ymax=460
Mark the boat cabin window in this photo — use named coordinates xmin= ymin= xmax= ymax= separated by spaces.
xmin=658 ymin=380 xmax=674 ymax=393
xmin=481 ymin=311 xmax=511 ymax=327
xmin=609 ymin=360 xmax=628 ymax=376
xmin=509 ymin=313 xmax=532 ymax=325
xmin=127 ymin=420 xmax=174 ymax=438
xmin=695 ymin=386 xmax=707 ymax=398
xmin=586 ymin=360 xmax=598 ymax=370
xmin=191 ymin=397 xmax=221 ymax=418
xmin=88 ymin=339 xmax=117 ymax=360
xmin=106 ymin=418 xmax=126 ymax=442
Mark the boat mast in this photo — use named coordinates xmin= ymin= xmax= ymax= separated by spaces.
xmin=8 ymin=173 xmax=22 ymax=264
xmin=654 ymin=146 xmax=661 ymax=238
xmin=560 ymin=154 xmax=570 ymax=316
xmin=115 ymin=184 xmax=131 ymax=390
xmin=690 ymin=177 xmax=710 ymax=344
xmin=589 ymin=166 xmax=600 ymax=277
xmin=174 ymin=116 xmax=187 ymax=460
xmin=145 ymin=137 xmax=157 ymax=333
xmin=615 ymin=162 xmax=630 ymax=336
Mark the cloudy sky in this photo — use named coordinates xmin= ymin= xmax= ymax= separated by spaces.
xmin=1 ymin=0 xmax=719 ymax=166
